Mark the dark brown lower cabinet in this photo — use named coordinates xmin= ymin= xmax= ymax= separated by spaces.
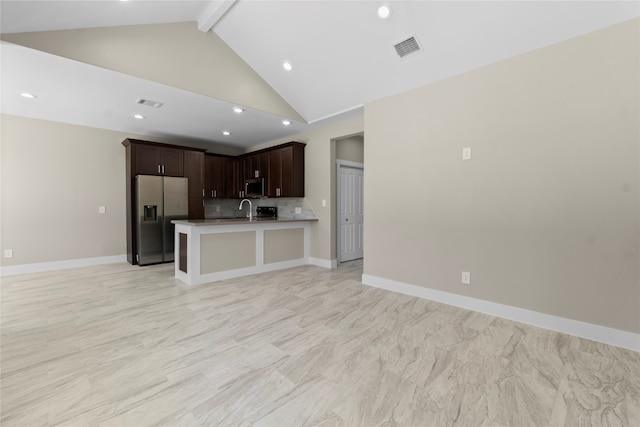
xmin=179 ymin=233 xmax=188 ymax=273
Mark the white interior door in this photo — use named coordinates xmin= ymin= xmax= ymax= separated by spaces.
xmin=339 ymin=163 xmax=364 ymax=262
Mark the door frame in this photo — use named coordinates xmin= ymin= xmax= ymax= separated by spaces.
xmin=336 ymin=159 xmax=364 ymax=263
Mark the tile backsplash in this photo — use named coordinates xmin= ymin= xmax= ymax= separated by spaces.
xmin=204 ymin=198 xmax=317 ymax=220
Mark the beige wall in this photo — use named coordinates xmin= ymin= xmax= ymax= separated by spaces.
xmin=364 ymin=19 xmax=640 ymax=333
xmin=336 ymin=135 xmax=364 ymax=164
xmin=1 ymin=115 xmax=128 ymax=266
xmin=0 ymin=114 xmax=238 ymax=267
xmin=2 ymin=22 xmax=303 ymax=121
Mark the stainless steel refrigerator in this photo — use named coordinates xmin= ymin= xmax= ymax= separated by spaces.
xmin=136 ymin=175 xmax=188 ymax=265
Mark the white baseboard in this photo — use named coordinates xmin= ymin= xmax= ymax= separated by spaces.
xmin=309 ymin=257 xmax=338 ymax=269
xmin=0 ymin=255 xmax=128 ymax=277
xmin=362 ymin=274 xmax=640 ymax=353
xmin=188 ymin=258 xmax=309 ymax=285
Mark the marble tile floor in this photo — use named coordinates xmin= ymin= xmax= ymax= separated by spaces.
xmin=1 ymin=260 xmax=639 ymax=426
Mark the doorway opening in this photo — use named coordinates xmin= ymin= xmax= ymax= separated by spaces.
xmin=337 ymin=161 xmax=364 ymax=262
xmin=335 ymin=134 xmax=364 ymax=264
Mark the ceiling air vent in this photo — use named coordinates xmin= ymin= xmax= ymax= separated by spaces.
xmin=136 ymin=98 xmax=163 ymax=108
xmin=394 ymin=35 xmax=422 ymax=59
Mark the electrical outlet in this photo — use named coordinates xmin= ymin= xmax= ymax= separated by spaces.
xmin=322 ymin=199 xmax=327 ymax=207
xmin=98 ymin=206 xmax=106 ymax=214
xmin=462 ymin=147 xmax=472 ymax=160
xmin=216 ymin=206 xmax=221 ymax=212
xmin=462 ymin=271 xmax=471 ymax=285
xmin=4 ymin=249 xmax=13 ymax=258
xmin=295 ymin=207 xmax=302 ymax=214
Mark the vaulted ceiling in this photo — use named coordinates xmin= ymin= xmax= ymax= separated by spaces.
xmin=1 ymin=1 xmax=638 ymax=150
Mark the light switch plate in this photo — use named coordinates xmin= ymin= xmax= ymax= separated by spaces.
xmin=99 ymin=206 xmax=106 ymax=214
xmin=322 ymin=199 xmax=327 ymax=207
xmin=462 ymin=271 xmax=471 ymax=285
xmin=462 ymin=147 xmax=472 ymax=160
xmin=295 ymin=207 xmax=302 ymax=214
xmin=4 ymin=249 xmax=13 ymax=258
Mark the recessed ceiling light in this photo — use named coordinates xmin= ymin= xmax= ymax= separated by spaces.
xmin=20 ymin=92 xmax=37 ymax=99
xmin=378 ymin=5 xmax=391 ymax=19
xmin=233 ymin=107 xmax=244 ymax=113
xmin=282 ymin=61 xmax=293 ymax=71
xmin=133 ymin=114 xmax=145 ymax=119
xmin=282 ymin=120 xmax=291 ymax=126
xmin=223 ymin=131 xmax=231 ymax=136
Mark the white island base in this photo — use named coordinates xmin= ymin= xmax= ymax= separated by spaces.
xmin=172 ymin=219 xmax=316 ymax=285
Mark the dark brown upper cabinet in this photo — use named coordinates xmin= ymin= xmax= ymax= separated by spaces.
xmin=204 ymin=154 xmax=227 ymax=199
xmin=184 ymin=150 xmax=204 ymax=219
xmin=132 ymin=142 xmax=184 ymax=176
xmin=226 ymin=158 xmax=245 ymax=199
xmin=232 ymin=142 xmax=305 ymax=199
xmin=267 ymin=142 xmax=305 ymax=197
xmin=244 ymin=152 xmax=268 ymax=179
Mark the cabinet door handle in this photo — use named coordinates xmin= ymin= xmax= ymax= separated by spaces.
xmin=162 ymin=165 xmax=165 ymax=174
xmin=213 ymin=190 xmax=216 ymax=198
xmin=202 ymin=189 xmax=205 ymax=197
xmin=158 ymin=165 xmax=161 ymax=174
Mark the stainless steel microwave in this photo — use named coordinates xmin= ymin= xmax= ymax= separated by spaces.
xmin=245 ymin=177 xmax=265 ymax=197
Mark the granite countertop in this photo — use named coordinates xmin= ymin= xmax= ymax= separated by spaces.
xmin=172 ymin=217 xmax=318 ymax=226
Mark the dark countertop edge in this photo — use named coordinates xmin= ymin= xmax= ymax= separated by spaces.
xmin=172 ymin=218 xmax=318 ymax=226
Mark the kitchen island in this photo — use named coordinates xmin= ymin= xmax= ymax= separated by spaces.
xmin=172 ymin=218 xmax=317 ymax=285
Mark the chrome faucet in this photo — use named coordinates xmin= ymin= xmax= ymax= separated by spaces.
xmin=239 ymin=198 xmax=252 ymax=221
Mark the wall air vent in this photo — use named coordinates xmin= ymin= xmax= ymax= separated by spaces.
xmin=394 ymin=35 xmax=422 ymax=59
xmin=136 ymin=98 xmax=163 ymax=108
